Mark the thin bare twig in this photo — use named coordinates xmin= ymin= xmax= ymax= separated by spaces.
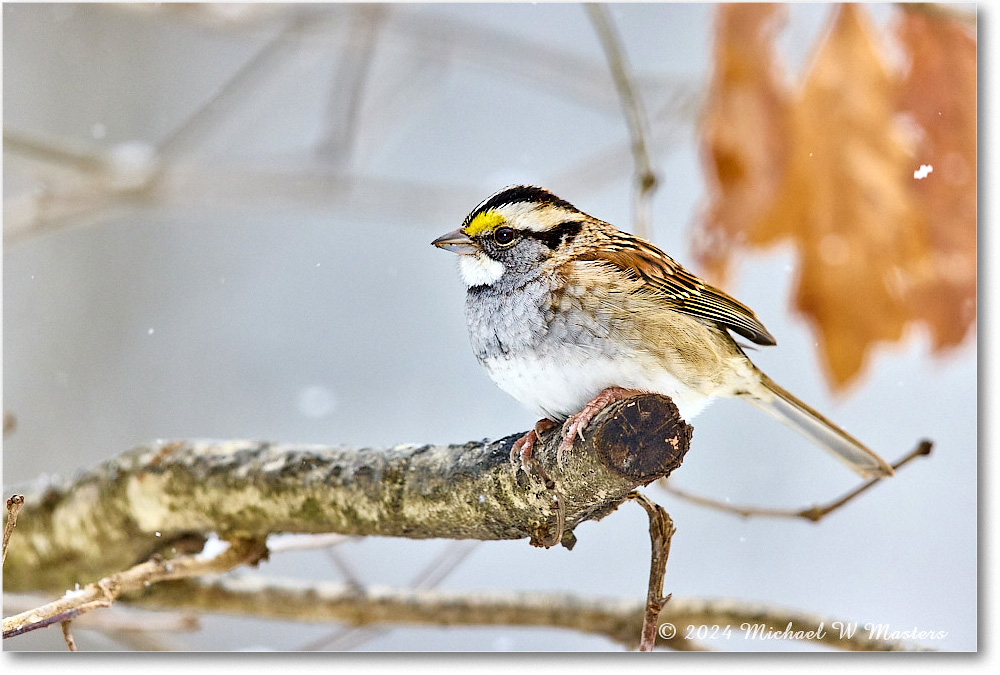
xmin=549 ymin=94 xmax=695 ymax=195
xmin=4 ymin=593 xmax=199 ymax=633
xmin=317 ymin=4 xmax=386 ymax=162
xmin=266 ymin=533 xmax=351 ymax=554
xmin=410 ymin=540 xmax=480 ymax=591
xmin=2 ymin=412 xmax=15 ymax=436
xmin=60 ymin=621 xmax=78 ymax=651
xmin=3 ymin=494 xmax=25 ymax=566
xmin=586 ymin=3 xmax=658 ymax=239
xmin=108 ymin=2 xmax=691 ymax=116
xmin=324 ymin=544 xmax=364 ymax=589
xmin=2 ymin=537 xmax=267 ymax=640
xmin=1 ymin=129 xmax=106 ymax=174
xmin=662 ymin=440 xmax=933 ymax=521
xmin=628 ymin=492 xmax=676 ymax=651
xmin=3 ymin=15 xmax=309 ymax=245
xmin=157 ymin=16 xmax=310 ymax=162
xmin=4 ymin=593 xmax=199 ymax=651
xmin=302 ymin=539 xmax=480 ymax=651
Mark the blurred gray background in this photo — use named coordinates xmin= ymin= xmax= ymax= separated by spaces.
xmin=3 ymin=3 xmax=976 ymax=651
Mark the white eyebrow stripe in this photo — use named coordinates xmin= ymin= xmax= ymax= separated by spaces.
xmin=492 ymin=202 xmax=581 ymax=232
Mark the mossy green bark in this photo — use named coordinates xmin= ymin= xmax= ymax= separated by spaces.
xmin=4 ymin=393 xmax=689 ymax=592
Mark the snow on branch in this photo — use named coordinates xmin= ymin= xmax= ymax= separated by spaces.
xmin=4 ymin=393 xmax=690 ymax=593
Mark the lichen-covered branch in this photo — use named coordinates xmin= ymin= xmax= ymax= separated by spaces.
xmin=4 ymin=393 xmax=690 ymax=592
xmin=128 ymin=575 xmax=929 ymax=651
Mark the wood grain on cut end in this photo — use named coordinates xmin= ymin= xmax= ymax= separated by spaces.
xmin=592 ymin=394 xmax=691 ymax=484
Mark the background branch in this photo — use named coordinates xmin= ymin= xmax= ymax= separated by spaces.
xmin=316 ymin=4 xmax=386 ymax=162
xmin=586 ymin=3 xmax=659 ymax=238
xmin=4 ymin=593 xmax=200 ymax=651
xmin=3 ymin=537 xmax=267 ymax=639
xmin=300 ymin=539 xmax=479 ymax=651
xmin=127 ymin=575 xmax=928 ymax=651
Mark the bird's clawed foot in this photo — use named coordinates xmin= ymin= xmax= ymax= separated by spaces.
xmin=510 ymin=418 xmax=559 ymax=471
xmin=511 ymin=387 xmax=645 ymax=471
xmin=557 ymin=386 xmax=646 ymax=461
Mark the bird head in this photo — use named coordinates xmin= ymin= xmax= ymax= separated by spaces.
xmin=432 ymin=185 xmax=586 ymax=286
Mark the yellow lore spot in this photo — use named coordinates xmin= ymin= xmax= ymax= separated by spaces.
xmin=463 ymin=210 xmax=505 ymax=237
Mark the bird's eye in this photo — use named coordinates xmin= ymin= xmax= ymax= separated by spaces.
xmin=493 ymin=227 xmax=515 ymax=246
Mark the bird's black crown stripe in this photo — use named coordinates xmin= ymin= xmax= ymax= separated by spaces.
xmin=464 ymin=186 xmax=580 ymax=228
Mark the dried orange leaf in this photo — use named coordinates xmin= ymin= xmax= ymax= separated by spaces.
xmin=756 ymin=4 xmax=931 ymax=389
xmin=895 ymin=8 xmax=977 ymax=350
xmin=695 ymin=5 xmax=977 ymax=391
xmin=695 ymin=3 xmax=789 ymax=283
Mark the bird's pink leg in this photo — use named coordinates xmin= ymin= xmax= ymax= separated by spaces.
xmin=510 ymin=418 xmax=559 ymax=471
xmin=558 ymin=387 xmax=646 ymax=462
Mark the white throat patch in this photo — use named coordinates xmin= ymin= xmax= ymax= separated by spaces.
xmin=458 ymin=253 xmax=505 ymax=287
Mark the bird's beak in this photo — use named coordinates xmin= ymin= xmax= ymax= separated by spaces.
xmin=431 ymin=228 xmax=477 ymax=255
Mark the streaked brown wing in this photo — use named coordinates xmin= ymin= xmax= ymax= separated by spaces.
xmin=580 ymin=236 xmax=777 ymax=346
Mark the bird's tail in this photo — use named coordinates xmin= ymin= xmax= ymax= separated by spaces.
xmin=743 ymin=373 xmax=894 ymax=479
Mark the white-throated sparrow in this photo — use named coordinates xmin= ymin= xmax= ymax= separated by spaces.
xmin=432 ymin=185 xmax=893 ymax=479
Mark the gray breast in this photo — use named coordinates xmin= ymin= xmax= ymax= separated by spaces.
xmin=464 ymin=270 xmax=624 ymax=364
xmin=465 ymin=273 xmax=552 ymax=362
